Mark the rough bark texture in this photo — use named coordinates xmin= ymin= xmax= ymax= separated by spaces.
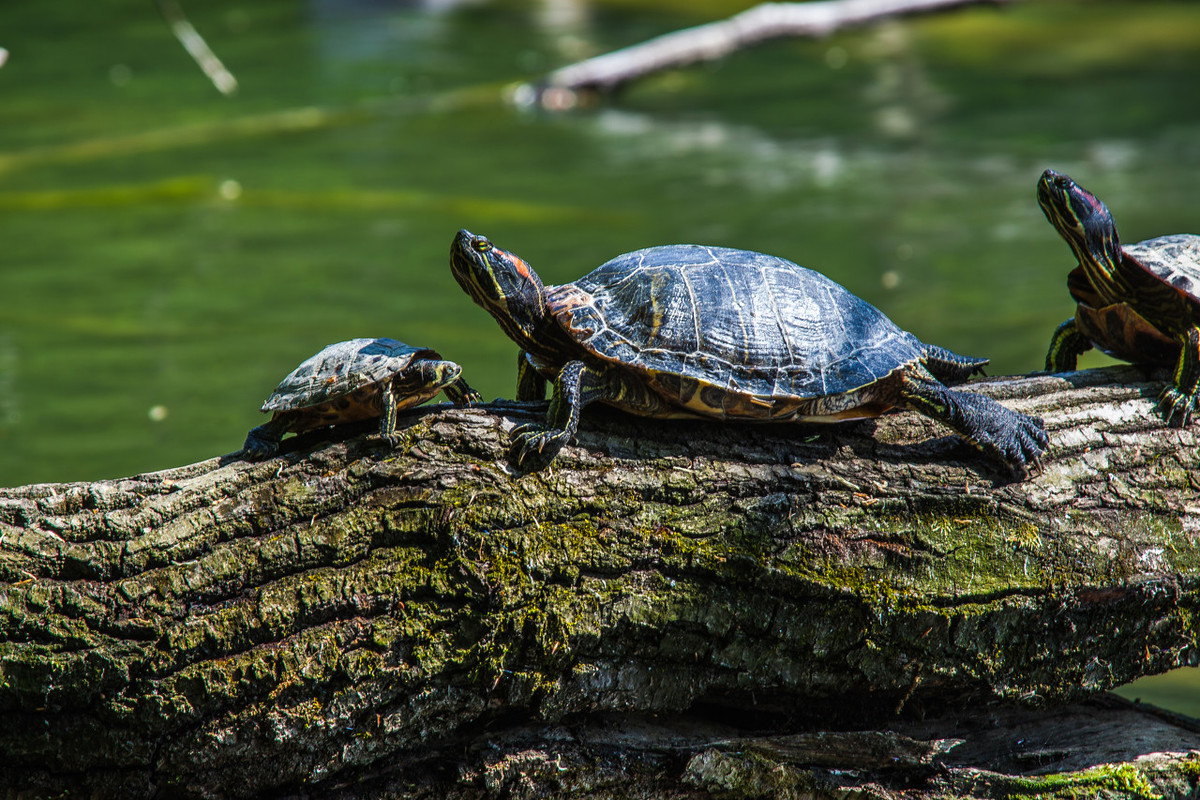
xmin=519 ymin=0 xmax=1011 ymax=108
xmin=1 ymin=365 xmax=1199 ymax=798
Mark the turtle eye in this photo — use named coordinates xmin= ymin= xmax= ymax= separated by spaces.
xmin=472 ymin=237 xmax=492 ymax=253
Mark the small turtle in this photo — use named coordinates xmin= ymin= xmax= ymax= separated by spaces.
xmin=241 ymin=337 xmax=479 ymax=460
xmin=1039 ymin=169 xmax=1200 ymax=425
xmin=449 ymin=229 xmax=1047 ymax=475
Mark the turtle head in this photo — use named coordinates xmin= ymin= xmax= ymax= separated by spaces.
xmin=1037 ymin=169 xmax=1124 ymax=292
xmin=450 ymin=229 xmax=548 ymax=350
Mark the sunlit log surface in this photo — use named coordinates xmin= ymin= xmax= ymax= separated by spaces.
xmin=1 ymin=365 xmax=1198 ymax=798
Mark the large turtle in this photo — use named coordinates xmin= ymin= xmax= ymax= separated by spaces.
xmin=449 ymin=229 xmax=1047 ymax=475
xmin=241 ymin=337 xmax=479 ymax=460
xmin=1038 ymin=169 xmax=1200 ymax=425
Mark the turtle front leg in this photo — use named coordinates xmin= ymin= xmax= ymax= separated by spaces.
xmin=241 ymin=414 xmax=291 ymax=461
xmin=377 ymin=360 xmax=477 ymax=447
xmin=1045 ymin=317 xmax=1093 ymax=372
xmin=444 ymin=379 xmax=480 ymax=407
xmin=378 ymin=384 xmax=400 ymax=446
xmin=516 ymin=351 xmax=547 ymax=401
xmin=1158 ymin=326 xmax=1200 ymax=427
xmin=416 ymin=358 xmax=481 ymax=406
xmin=435 ymin=360 xmax=482 ymax=406
xmin=443 ymin=379 xmax=482 ymax=406
xmin=900 ymin=368 xmax=1048 ymax=478
xmin=512 ymin=361 xmax=668 ymax=469
xmin=512 ymin=360 xmax=604 ymax=468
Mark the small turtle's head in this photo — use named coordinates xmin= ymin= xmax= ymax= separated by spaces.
xmin=450 ymin=229 xmax=548 ymax=350
xmin=1037 ymin=169 xmax=1123 ymax=290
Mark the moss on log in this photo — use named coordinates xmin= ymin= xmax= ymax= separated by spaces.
xmin=0 ymin=365 xmax=1198 ymax=798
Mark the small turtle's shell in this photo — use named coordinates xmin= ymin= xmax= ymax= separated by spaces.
xmin=544 ymin=244 xmax=926 ymax=419
xmin=262 ymin=338 xmax=435 ymax=412
xmin=1068 ymin=234 xmax=1200 ymax=364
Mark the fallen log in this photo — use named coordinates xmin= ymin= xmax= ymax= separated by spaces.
xmin=0 ymin=365 xmax=1198 ymax=798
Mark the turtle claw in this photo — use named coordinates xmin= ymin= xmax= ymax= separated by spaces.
xmin=447 ymin=382 xmax=483 ymax=406
xmin=1157 ymin=386 xmax=1196 ymax=428
xmin=510 ymin=424 xmax=571 ymax=470
xmin=970 ymin=409 xmax=1048 ymax=479
xmin=964 ymin=405 xmax=1049 ymax=479
xmin=1003 ymin=414 xmax=1050 ymax=478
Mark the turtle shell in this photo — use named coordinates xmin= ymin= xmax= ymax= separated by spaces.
xmin=1124 ymin=234 xmax=1200 ymax=301
xmin=1068 ymin=234 xmax=1200 ymax=364
xmin=543 ymin=244 xmax=927 ymax=419
xmin=262 ymin=338 xmax=436 ymax=412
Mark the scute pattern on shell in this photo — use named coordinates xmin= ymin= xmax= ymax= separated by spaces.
xmin=1124 ymin=234 xmax=1200 ymax=301
xmin=261 ymin=338 xmax=434 ymax=412
xmin=545 ymin=244 xmax=926 ymax=402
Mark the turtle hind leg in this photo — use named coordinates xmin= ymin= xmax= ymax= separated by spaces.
xmin=921 ymin=344 xmax=988 ymax=386
xmin=241 ymin=415 xmax=290 ymax=461
xmin=1045 ymin=317 xmax=1093 ymax=372
xmin=900 ymin=368 xmax=1048 ymax=477
xmin=1158 ymin=326 xmax=1200 ymax=427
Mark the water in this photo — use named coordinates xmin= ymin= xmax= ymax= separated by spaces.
xmin=1 ymin=0 xmax=1199 ymax=712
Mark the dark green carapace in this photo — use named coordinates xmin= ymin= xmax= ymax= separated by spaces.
xmin=1039 ymin=169 xmax=1200 ymax=426
xmin=241 ymin=337 xmax=479 ymax=460
xmin=450 ymin=230 xmax=1046 ymax=476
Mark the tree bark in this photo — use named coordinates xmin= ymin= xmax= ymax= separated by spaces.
xmin=519 ymin=0 xmax=1012 ymax=108
xmin=1 ymin=365 xmax=1199 ymax=798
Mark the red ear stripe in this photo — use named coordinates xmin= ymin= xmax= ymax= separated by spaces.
xmin=510 ymin=253 xmax=534 ymax=281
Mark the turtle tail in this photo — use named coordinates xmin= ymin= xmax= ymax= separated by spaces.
xmin=921 ymin=343 xmax=988 ymax=386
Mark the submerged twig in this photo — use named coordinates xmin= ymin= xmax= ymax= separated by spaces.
xmin=156 ymin=0 xmax=238 ymax=96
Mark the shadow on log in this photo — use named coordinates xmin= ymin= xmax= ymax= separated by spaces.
xmin=0 ymin=365 xmax=1198 ymax=798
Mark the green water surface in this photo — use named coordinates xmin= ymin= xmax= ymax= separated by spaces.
xmin=1 ymin=0 xmax=1199 ymax=713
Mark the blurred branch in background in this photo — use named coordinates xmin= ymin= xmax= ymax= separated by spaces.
xmin=156 ymin=0 xmax=238 ymax=96
xmin=517 ymin=0 xmax=1012 ymax=110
